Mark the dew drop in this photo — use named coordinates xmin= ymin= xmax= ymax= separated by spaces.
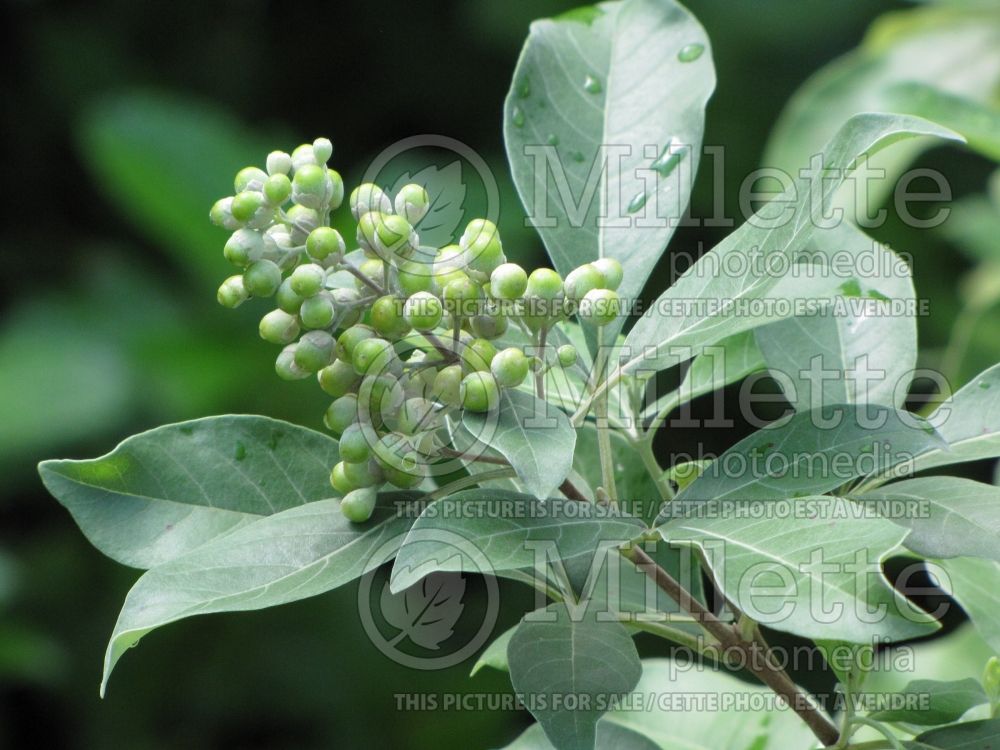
xmin=651 ymin=139 xmax=686 ymax=176
xmin=517 ymin=77 xmax=531 ymax=99
xmin=678 ymin=43 xmax=705 ymax=62
xmin=583 ymin=75 xmax=602 ymax=94
xmin=980 ymin=381 xmax=992 ymax=390
xmin=627 ymin=191 xmax=648 ymax=213
xmin=546 ymin=133 xmax=560 ymax=146
xmin=512 ymin=106 xmax=525 ymax=128
xmin=570 ymin=150 xmax=585 ymax=163
xmin=179 ymin=425 xmax=194 ymax=435
xmin=234 ymin=441 xmax=247 ymax=460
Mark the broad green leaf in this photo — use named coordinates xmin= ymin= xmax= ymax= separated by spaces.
xmin=102 ymin=493 xmax=418 ymax=695
xmin=604 ymin=660 xmax=817 ymax=750
xmin=903 ymin=363 xmax=1000 ymax=474
xmin=764 ymin=3 xmax=1000 ymax=192
xmin=755 ymin=223 xmax=917 ymax=411
xmin=463 ymin=388 xmax=577 ymax=500
xmin=471 ymin=621 xmax=518 ymax=677
xmin=507 ymin=603 xmax=641 ymax=750
xmin=504 ymin=0 xmax=715 ymax=343
xmin=78 ymin=91 xmax=272 ymax=282
xmin=858 ymin=477 xmax=1000 ymax=562
xmin=871 ymin=678 xmax=987 ymax=725
xmin=572 ymin=425 xmax=658 ymax=520
xmin=672 ymin=405 xmax=945 ymax=503
xmin=621 ymin=113 xmax=962 ymax=377
xmin=664 ymin=496 xmax=939 ymax=642
xmin=498 ymin=722 xmax=659 ymax=750
xmin=38 ymin=416 xmax=339 ymax=569
xmin=937 ymin=556 xmax=1000 ymax=653
xmin=389 ymin=491 xmax=645 ymax=592
xmin=906 ymin=718 xmax=1000 ymax=749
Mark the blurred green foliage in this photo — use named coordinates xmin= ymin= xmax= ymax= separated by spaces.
xmin=3 ymin=0 xmax=998 ymax=748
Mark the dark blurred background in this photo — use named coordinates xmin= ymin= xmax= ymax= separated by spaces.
xmin=2 ymin=1 xmax=995 ymax=748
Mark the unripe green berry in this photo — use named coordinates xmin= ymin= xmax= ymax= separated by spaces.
xmin=299 ymin=293 xmax=336 ymax=329
xmin=398 ymin=260 xmax=436 ymax=296
xmin=352 ymin=337 xmax=395 ymax=376
xmin=356 ymin=258 xmax=384 ymax=290
xmin=578 ymin=288 xmax=621 ymax=326
xmin=526 ymin=268 xmax=563 ymax=301
xmin=403 ymin=291 xmax=443 ymax=331
xmin=217 ymin=275 xmax=250 ymax=308
xmin=374 ymin=213 xmax=417 ymax=261
xmin=340 ymin=487 xmax=377 ymax=522
xmin=285 ymin=204 xmax=319 ymax=244
xmin=289 ymin=263 xmax=326 ymax=298
xmin=259 ymin=309 xmax=300 ymax=345
xmin=266 ymin=150 xmax=292 ymax=176
xmin=292 ymin=164 xmax=329 ymax=209
xmin=462 ymin=219 xmax=504 ymax=275
xmin=306 ymin=227 xmax=345 ymax=262
xmin=231 ymin=190 xmax=267 ymax=223
xmin=235 ymin=166 xmax=268 ymax=193
xmin=337 ymin=324 xmax=376 ymax=362
xmin=435 ymin=266 xmax=469 ymax=293
xmin=382 ymin=464 xmax=424 ymax=489
xmin=339 ymin=423 xmax=372 ymax=463
xmin=394 ymin=183 xmax=431 ymax=225
xmin=470 ymin=312 xmax=507 ymax=339
xmin=224 ymin=228 xmax=265 ymax=267
xmin=317 ymin=358 xmax=361 ymax=398
xmin=462 ymin=338 xmax=498 ymax=373
xmin=371 ymin=296 xmax=411 ymax=340
xmin=312 ymin=137 xmax=333 ymax=164
xmin=350 ymin=183 xmax=392 ymax=221
xmin=291 ymin=143 xmax=318 ymax=171
xmin=591 ymin=258 xmax=624 ymax=291
xmin=490 ymin=263 xmax=528 ymax=300
xmin=460 ymin=371 xmax=499 ymax=412
xmin=342 ymin=458 xmax=383 ymax=488
xmin=244 ymin=259 xmax=282 ymax=297
xmin=264 ymin=173 xmax=292 ymax=205
xmin=358 ymin=374 xmax=405 ymax=428
xmin=210 ymin=197 xmax=241 ymax=230
xmin=330 ymin=287 xmax=363 ymax=328
xmin=325 ymin=394 xmax=359 ymax=436
xmin=563 ymin=264 xmax=604 ymax=303
xmin=276 ymin=344 xmax=311 ymax=380
xmin=328 ymin=169 xmax=345 ymax=209
xmin=275 ymin=279 xmax=305 ymax=314
xmin=264 ymin=224 xmax=295 ymax=255
xmin=443 ymin=277 xmax=482 ymax=318
xmin=557 ymin=344 xmax=578 ymax=368
xmin=432 ymin=364 xmax=464 ymax=406
xmin=295 ymin=330 xmax=336 ymax=371
xmin=356 ymin=211 xmax=381 ymax=254
xmin=330 ymin=462 xmax=354 ymax=494
xmin=397 ymin=397 xmax=438 ymax=435
xmin=491 ymin=347 xmax=530 ymax=388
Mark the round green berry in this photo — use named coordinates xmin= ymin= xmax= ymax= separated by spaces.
xmin=563 ymin=264 xmax=604 ymax=303
xmin=289 ymin=263 xmax=325 ymax=298
xmin=375 ymin=214 xmax=417 ymax=260
xmin=259 ymin=309 xmax=300 ymax=345
xmin=398 ymin=259 xmax=436 ymax=296
xmin=224 ymin=228 xmax=264 ymax=267
xmin=276 ymin=344 xmax=311 ymax=380
xmin=343 ymin=459 xmax=384 ymax=488
xmin=350 ymin=183 xmax=391 ymax=221
xmin=591 ymin=258 xmax=623 ymax=291
xmin=470 ymin=311 xmax=507 ymax=339
xmin=317 ymin=359 xmax=361 ymax=398
xmin=578 ymin=288 xmax=621 ymax=326
xmin=300 ymin=293 xmax=336 ymax=329
xmin=443 ymin=277 xmax=482 ymax=318
xmin=352 ymin=337 xmax=395 ymax=375
xmin=244 ymin=260 xmax=282 ymax=297
xmin=340 ymin=487 xmax=377 ymax=523
xmin=382 ymin=464 xmax=424 ymax=489
xmin=358 ymin=374 xmax=404 ymax=428
xmin=291 ymin=143 xmax=318 ymax=171
xmin=397 ymin=397 xmax=438 ymax=435
xmin=432 ymin=364 xmax=464 ymax=407
xmin=325 ymin=394 xmax=359 ymax=436
xmin=339 ymin=423 xmax=372 ymax=463
xmin=371 ymin=296 xmax=411 ymax=339
xmin=292 ymin=164 xmax=328 ymax=209
xmin=462 ymin=338 xmax=497 ymax=373
xmin=275 ymin=279 xmax=305 ymax=314
xmin=306 ymin=227 xmax=345 ymax=262
xmin=217 ymin=275 xmax=250 ymax=308
xmin=526 ymin=268 xmax=563 ymax=301
xmin=312 ymin=137 xmax=333 ymax=164
xmin=490 ymin=263 xmax=528 ymax=300
xmin=327 ymin=169 xmax=345 ymax=210
xmin=266 ymin=151 xmax=292 ymax=176
xmin=491 ymin=347 xmax=530 ymax=388
xmin=210 ymin=197 xmax=240 ymax=230
xmin=462 ymin=219 xmax=504 ymax=275
xmin=435 ymin=266 xmax=469 ymax=294
xmin=231 ymin=190 xmax=266 ymax=223
xmin=557 ymin=344 xmax=578 ymax=368
xmin=356 ymin=258 xmax=385 ymax=290
xmin=460 ymin=372 xmax=499 ymax=412
xmin=356 ymin=211 xmax=381 ymax=254
xmin=235 ymin=166 xmax=268 ymax=193
xmin=264 ymin=173 xmax=292 ymax=205
xmin=285 ymin=205 xmax=320 ymax=245
xmin=394 ymin=183 xmax=431 ymax=224
xmin=330 ymin=287 xmax=363 ymax=327
xmin=295 ymin=331 xmax=336 ymax=372
xmin=337 ymin=324 xmax=376 ymax=362
xmin=403 ymin=292 xmax=443 ymax=331
xmin=330 ymin=461 xmax=354 ymax=494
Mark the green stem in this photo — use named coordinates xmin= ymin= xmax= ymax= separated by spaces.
xmin=535 ymin=326 xmax=548 ymax=400
xmin=638 ymin=438 xmax=674 ymax=502
xmin=847 ymin=718 xmax=904 ymax=750
xmin=624 ymin=618 xmax=720 ymax=656
xmin=595 ymin=327 xmax=618 ymax=502
xmin=423 ymin=468 xmax=517 ymax=501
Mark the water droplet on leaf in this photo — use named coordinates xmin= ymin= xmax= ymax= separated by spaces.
xmin=234 ymin=442 xmax=246 ymax=460
xmin=980 ymin=381 xmax=992 ymax=390
xmin=512 ymin=106 xmax=525 ymax=128
xmin=652 ymin=140 xmax=686 ymax=176
xmin=678 ymin=43 xmax=705 ymax=62
xmin=546 ymin=133 xmax=559 ymax=146
xmin=583 ymin=75 xmax=602 ymax=94
xmin=627 ymin=191 xmax=648 ymax=213
xmin=517 ymin=78 xmax=531 ymax=98
xmin=570 ymin=151 xmax=585 ymax=163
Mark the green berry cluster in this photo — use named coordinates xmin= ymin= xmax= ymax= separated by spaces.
xmin=210 ymin=138 xmax=625 ymax=523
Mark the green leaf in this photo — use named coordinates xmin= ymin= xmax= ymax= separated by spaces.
xmin=507 ymin=603 xmax=641 ymax=750
xmin=504 ymin=0 xmax=715 ymax=343
xmin=389 ymin=491 xmax=645 ymax=592
xmin=673 ymin=405 xmax=945 ymax=503
xmin=937 ymin=556 xmax=1000 ymax=653
xmin=38 ymin=416 xmax=339 ymax=569
xmin=755 ymin=223 xmax=917 ymax=411
xmin=663 ymin=496 xmax=939 ymax=642
xmin=78 ymin=91 xmax=272 ymax=282
xmin=463 ymin=388 xmax=577 ymax=500
xmin=871 ymin=678 xmax=987 ymax=725
xmin=603 ymin=660 xmax=817 ymax=749
xmin=101 ymin=493 xmax=418 ymax=695
xmin=471 ymin=621 xmax=517 ymax=677
xmin=498 ymin=722 xmax=659 ymax=750
xmin=858 ymin=477 xmax=1000 ymax=562
xmin=621 ymin=113 xmax=962 ymax=376
xmin=572 ymin=425 xmax=658 ymax=521
xmin=906 ymin=718 xmax=1000 ymax=749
